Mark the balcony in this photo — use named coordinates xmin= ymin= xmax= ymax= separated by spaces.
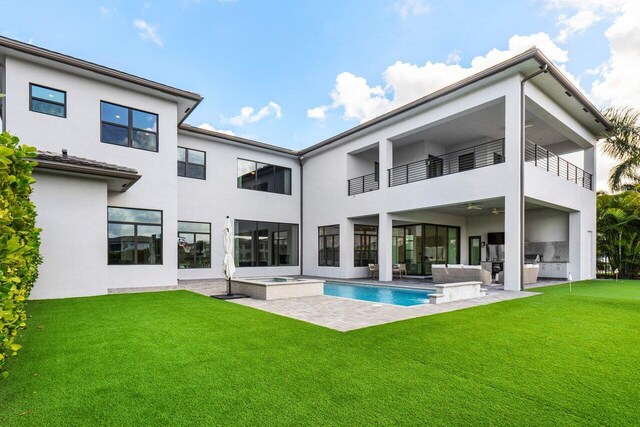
xmin=348 ymin=172 xmax=379 ymax=196
xmin=388 ymin=139 xmax=505 ymax=187
xmin=525 ymin=142 xmax=593 ymax=190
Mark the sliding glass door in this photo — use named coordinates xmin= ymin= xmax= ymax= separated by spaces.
xmin=394 ymin=223 xmax=460 ymax=276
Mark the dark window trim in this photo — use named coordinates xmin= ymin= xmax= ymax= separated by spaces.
xmin=234 ymin=219 xmax=300 ymax=267
xmin=318 ymin=224 xmax=340 ymax=267
xmin=29 ymin=83 xmax=67 ymax=118
xmin=237 ymin=157 xmax=292 ymax=196
xmin=354 ymin=224 xmax=378 ymax=267
xmin=100 ymin=100 xmax=159 ymax=153
xmin=178 ymin=220 xmax=211 ymax=269
xmin=178 ymin=146 xmax=207 ymax=180
xmin=107 ymin=206 xmax=163 ymax=265
xmin=392 ymin=222 xmax=461 ymax=274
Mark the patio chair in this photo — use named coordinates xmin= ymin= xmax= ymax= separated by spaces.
xmin=368 ymin=264 xmax=379 ymax=279
xmin=393 ymin=263 xmax=407 ymax=278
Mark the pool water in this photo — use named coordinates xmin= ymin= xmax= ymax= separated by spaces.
xmin=324 ymin=282 xmax=434 ymax=306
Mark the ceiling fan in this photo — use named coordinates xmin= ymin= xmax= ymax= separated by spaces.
xmin=491 ymin=207 xmax=505 ymax=215
xmin=466 ymin=203 xmax=483 ymax=210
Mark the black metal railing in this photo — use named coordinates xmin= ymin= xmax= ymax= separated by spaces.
xmin=388 ymin=139 xmax=505 ymax=187
xmin=348 ymin=172 xmax=379 ymax=195
xmin=525 ymin=142 xmax=593 ymax=190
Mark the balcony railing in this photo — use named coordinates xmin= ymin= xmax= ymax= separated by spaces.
xmin=388 ymin=139 xmax=505 ymax=187
xmin=525 ymin=142 xmax=593 ymax=190
xmin=348 ymin=172 xmax=379 ymax=196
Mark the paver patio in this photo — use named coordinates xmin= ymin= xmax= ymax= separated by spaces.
xmin=111 ymin=277 xmax=539 ymax=331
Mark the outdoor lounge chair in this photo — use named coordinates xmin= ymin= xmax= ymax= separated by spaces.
xmin=368 ymin=264 xmax=379 ymax=278
xmin=393 ymin=263 xmax=407 ymax=278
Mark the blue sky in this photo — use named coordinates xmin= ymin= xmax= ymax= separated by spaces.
xmin=0 ymin=0 xmax=631 ymax=162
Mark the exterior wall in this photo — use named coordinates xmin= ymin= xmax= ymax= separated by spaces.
xmin=302 ymin=76 xmax=521 ymax=281
xmin=5 ymin=50 xmax=600 ymax=296
xmin=5 ymin=55 xmax=179 ymax=289
xmin=30 ymin=172 xmax=108 ymax=299
xmin=176 ymin=133 xmax=301 ymax=280
xmin=525 ymin=208 xmax=569 ymax=242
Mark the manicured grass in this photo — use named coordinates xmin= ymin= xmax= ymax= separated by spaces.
xmin=2 ymin=280 xmax=639 ymax=426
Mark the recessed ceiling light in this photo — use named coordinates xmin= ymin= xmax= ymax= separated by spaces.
xmin=48 ymin=94 xmax=54 ymax=97
xmin=115 ymin=115 xmax=120 ymax=119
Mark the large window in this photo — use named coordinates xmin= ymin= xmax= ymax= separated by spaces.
xmin=237 ymin=159 xmax=291 ymax=195
xmin=108 ymin=207 xmax=162 ymax=265
xmin=30 ymin=83 xmax=66 ymax=118
xmin=178 ymin=147 xmax=206 ymax=179
xmin=354 ymin=225 xmax=377 ymax=267
xmin=178 ymin=221 xmax=211 ymax=269
xmin=234 ymin=220 xmax=298 ymax=267
xmin=318 ymin=225 xmax=340 ymax=267
xmin=101 ymin=101 xmax=158 ymax=152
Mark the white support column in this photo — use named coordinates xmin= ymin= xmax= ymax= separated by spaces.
xmin=344 ymin=219 xmax=355 ymax=277
xmin=379 ymin=138 xmax=393 ymax=190
xmin=378 ymin=212 xmax=393 ymax=282
xmin=584 ymin=146 xmax=596 ymax=190
xmin=503 ymin=76 xmax=523 ymax=291
xmin=569 ymin=211 xmax=581 ymax=280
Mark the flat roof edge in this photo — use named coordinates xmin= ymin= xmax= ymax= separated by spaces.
xmin=179 ymin=124 xmax=299 ymax=156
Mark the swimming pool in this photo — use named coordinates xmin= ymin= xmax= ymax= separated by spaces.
xmin=324 ymin=282 xmax=434 ymax=306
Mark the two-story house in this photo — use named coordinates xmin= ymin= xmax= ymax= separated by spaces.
xmin=0 ymin=37 xmax=609 ymax=299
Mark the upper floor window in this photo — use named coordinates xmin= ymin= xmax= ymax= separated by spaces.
xmin=101 ymin=101 xmax=158 ymax=152
xmin=237 ymin=159 xmax=291 ymax=195
xmin=108 ymin=207 xmax=162 ymax=265
xmin=178 ymin=221 xmax=211 ymax=269
xmin=178 ymin=147 xmax=206 ymax=179
xmin=30 ymin=84 xmax=66 ymax=118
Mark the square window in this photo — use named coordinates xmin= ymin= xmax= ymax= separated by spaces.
xmin=101 ymin=101 xmax=158 ymax=152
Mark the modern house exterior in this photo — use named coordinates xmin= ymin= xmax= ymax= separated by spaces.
xmin=0 ymin=37 xmax=609 ymax=299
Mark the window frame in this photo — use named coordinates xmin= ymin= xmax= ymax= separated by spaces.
xmin=233 ymin=219 xmax=299 ymax=267
xmin=177 ymin=147 xmax=207 ymax=180
xmin=107 ymin=206 xmax=163 ymax=265
xmin=177 ymin=220 xmax=211 ymax=269
xmin=318 ymin=225 xmax=340 ymax=267
xmin=236 ymin=158 xmax=292 ymax=195
xmin=100 ymin=100 xmax=159 ymax=152
xmin=354 ymin=224 xmax=378 ymax=267
xmin=29 ymin=83 xmax=67 ymax=118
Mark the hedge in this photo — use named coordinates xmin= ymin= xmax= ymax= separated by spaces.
xmin=0 ymin=131 xmax=41 ymax=378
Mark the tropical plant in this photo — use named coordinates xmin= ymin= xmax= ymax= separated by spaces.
xmin=602 ymin=107 xmax=640 ymax=191
xmin=0 ymin=132 xmax=41 ymax=378
xmin=596 ymin=190 xmax=640 ymax=278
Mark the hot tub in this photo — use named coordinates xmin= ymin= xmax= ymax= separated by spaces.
xmin=230 ymin=277 xmax=325 ymax=300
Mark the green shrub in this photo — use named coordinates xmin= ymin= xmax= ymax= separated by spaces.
xmin=0 ymin=132 xmax=41 ymax=378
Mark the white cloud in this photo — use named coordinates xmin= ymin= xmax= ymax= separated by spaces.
xmin=395 ymin=0 xmax=430 ymax=18
xmin=99 ymin=6 xmax=115 ymax=17
xmin=308 ymin=32 xmax=571 ymax=123
xmin=556 ymin=10 xmax=602 ymax=42
xmin=225 ymin=101 xmax=282 ymax=126
xmin=133 ymin=19 xmax=163 ymax=47
xmin=543 ymin=0 xmax=640 ymax=190
xmin=307 ymin=105 xmax=329 ymax=121
xmin=197 ymin=123 xmax=236 ymax=136
xmin=446 ymin=50 xmax=461 ymax=65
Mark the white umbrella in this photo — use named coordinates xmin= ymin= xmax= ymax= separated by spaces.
xmin=222 ymin=216 xmax=236 ymax=295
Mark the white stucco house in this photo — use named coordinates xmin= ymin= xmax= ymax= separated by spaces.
xmin=0 ymin=37 xmax=610 ymax=299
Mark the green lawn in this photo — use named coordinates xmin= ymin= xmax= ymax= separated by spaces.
xmin=2 ymin=280 xmax=639 ymax=426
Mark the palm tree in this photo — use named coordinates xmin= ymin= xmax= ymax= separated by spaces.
xmin=602 ymin=107 xmax=640 ymax=191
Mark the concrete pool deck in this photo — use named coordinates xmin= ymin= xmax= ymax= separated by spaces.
xmin=111 ymin=277 xmax=540 ymax=332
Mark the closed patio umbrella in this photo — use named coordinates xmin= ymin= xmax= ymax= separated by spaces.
xmin=222 ymin=216 xmax=236 ymax=295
